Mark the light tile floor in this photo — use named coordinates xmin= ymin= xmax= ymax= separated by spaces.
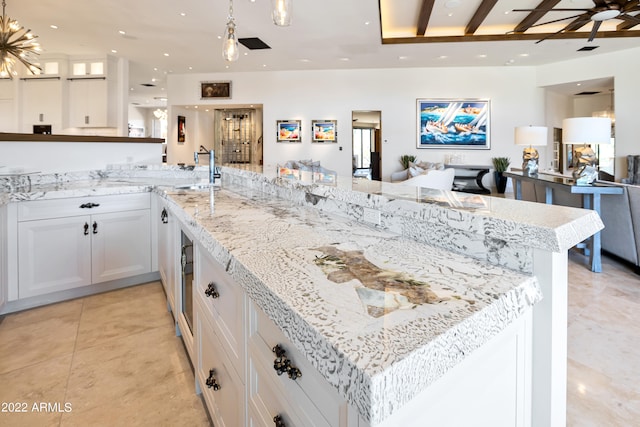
xmin=0 ymin=283 xmax=211 ymax=427
xmin=0 ymin=252 xmax=638 ymax=426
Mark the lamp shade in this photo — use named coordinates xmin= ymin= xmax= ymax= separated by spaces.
xmin=515 ymin=126 xmax=548 ymax=146
xmin=562 ymin=117 xmax=611 ymax=145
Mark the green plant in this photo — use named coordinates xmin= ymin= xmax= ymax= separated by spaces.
xmin=492 ymin=157 xmax=510 ymax=173
xmin=399 ymin=154 xmax=417 ymax=170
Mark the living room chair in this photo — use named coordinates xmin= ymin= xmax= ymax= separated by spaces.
xmin=401 ymin=168 xmax=455 ymax=190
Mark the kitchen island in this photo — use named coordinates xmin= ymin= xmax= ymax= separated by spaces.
xmin=0 ymin=165 xmax=603 ymax=426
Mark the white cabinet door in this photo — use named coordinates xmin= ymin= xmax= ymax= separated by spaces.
xmin=157 ymin=201 xmax=176 ymax=313
xmin=18 ymin=215 xmax=92 ymax=298
xmin=196 ymin=296 xmax=245 ymax=427
xmin=68 ymin=78 xmax=110 ymax=128
xmin=91 ymin=209 xmax=151 ymax=283
xmin=21 ymin=79 xmax=63 ymax=132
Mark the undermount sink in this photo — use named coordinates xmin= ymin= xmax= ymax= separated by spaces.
xmin=173 ymin=182 xmax=220 ymax=191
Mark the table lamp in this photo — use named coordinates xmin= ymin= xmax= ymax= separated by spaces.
xmin=515 ymin=125 xmax=547 ymax=176
xmin=562 ymin=117 xmax=611 ymax=185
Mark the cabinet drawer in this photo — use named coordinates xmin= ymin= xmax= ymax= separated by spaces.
xmin=196 ymin=245 xmax=246 ymax=382
xmin=195 ymin=297 xmax=245 ymax=427
xmin=248 ymin=354 xmax=326 ymax=427
xmin=249 ymin=302 xmax=348 ymax=427
xmin=18 ymin=192 xmax=150 ymax=221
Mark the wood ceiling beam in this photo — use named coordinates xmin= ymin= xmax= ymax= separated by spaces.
xmin=381 ymin=30 xmax=640 ymax=44
xmin=465 ymin=0 xmax=499 ymax=35
xmin=513 ymin=0 xmax=562 ymax=33
xmin=416 ymin=0 xmax=436 ymax=36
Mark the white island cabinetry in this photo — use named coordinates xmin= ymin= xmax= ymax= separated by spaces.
xmin=16 ymin=193 xmax=151 ymax=299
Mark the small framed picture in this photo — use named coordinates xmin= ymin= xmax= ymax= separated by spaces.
xmin=177 ymin=115 xmax=186 ymax=144
xmin=201 ymin=81 xmax=231 ymax=99
xmin=276 ymin=120 xmax=302 ymax=143
xmin=311 ymin=120 xmax=337 ymax=143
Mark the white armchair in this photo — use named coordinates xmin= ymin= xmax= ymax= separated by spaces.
xmin=401 ymin=168 xmax=455 ymax=190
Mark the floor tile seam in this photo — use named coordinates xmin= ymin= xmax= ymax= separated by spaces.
xmin=0 ymin=351 xmax=75 ymax=378
xmin=71 ymin=322 xmax=179 ymax=356
xmin=60 ymin=299 xmax=86 ymax=427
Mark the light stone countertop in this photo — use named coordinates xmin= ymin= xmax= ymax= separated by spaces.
xmin=1 ymin=164 xmax=602 ymax=424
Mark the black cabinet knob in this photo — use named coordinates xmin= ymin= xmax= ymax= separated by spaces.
xmin=272 ymin=344 xmax=302 ymax=381
xmin=160 ymin=208 xmax=169 ymax=224
xmin=204 ymin=282 xmax=219 ymax=299
xmin=205 ymin=369 xmax=220 ymax=391
xmin=92 ymin=221 xmax=98 ymax=234
xmin=83 ymin=222 xmax=89 ymax=235
xmin=273 ymin=414 xmax=286 ymax=427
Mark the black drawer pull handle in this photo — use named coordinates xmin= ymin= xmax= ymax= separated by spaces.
xmin=205 ymin=369 xmax=221 ymax=391
xmin=272 ymin=344 xmax=302 ymax=381
xmin=79 ymin=202 xmax=100 ymax=209
xmin=83 ymin=222 xmax=89 ymax=235
xmin=204 ymin=282 xmax=219 ymax=299
xmin=92 ymin=221 xmax=98 ymax=234
xmin=160 ymin=208 xmax=168 ymax=224
xmin=273 ymin=414 xmax=286 ymax=427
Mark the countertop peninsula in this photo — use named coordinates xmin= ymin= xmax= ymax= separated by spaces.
xmin=0 ymin=164 xmax=604 ymax=425
xmin=0 ymin=132 xmax=163 ymax=144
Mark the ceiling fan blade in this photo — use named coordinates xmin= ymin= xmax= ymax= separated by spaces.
xmin=588 ymin=20 xmax=602 ymax=42
xmin=535 ymin=25 xmax=574 ymax=43
xmin=592 ymin=0 xmax=609 ymax=7
xmin=620 ymin=13 xmax=640 ymax=24
xmin=513 ymin=8 xmax=591 ymax=12
xmin=508 ymin=13 xmax=587 ymax=32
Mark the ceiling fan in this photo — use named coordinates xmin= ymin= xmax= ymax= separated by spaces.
xmin=513 ymin=0 xmax=640 ymax=43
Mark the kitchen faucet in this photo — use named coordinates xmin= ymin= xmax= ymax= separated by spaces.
xmin=194 ymin=148 xmax=220 ymax=184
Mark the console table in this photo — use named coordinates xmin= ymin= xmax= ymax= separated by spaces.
xmin=505 ymin=171 xmax=623 ymax=272
xmin=445 ymin=164 xmax=491 ymax=194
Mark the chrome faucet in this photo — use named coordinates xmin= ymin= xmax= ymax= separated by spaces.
xmin=194 ymin=148 xmax=220 ymax=184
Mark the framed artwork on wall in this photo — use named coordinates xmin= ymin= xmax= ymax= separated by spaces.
xmin=416 ymin=99 xmax=490 ymax=149
xmin=177 ymin=115 xmax=186 ymax=144
xmin=311 ymin=120 xmax=337 ymax=143
xmin=276 ymin=120 xmax=302 ymax=143
xmin=201 ymin=81 xmax=231 ymax=99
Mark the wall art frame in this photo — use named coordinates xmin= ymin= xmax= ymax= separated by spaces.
xmin=177 ymin=115 xmax=186 ymax=144
xmin=276 ymin=120 xmax=302 ymax=143
xmin=311 ymin=119 xmax=337 ymax=143
xmin=416 ymin=99 xmax=490 ymax=149
xmin=201 ymin=81 xmax=231 ymax=99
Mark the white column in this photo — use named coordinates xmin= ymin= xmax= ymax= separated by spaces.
xmin=531 ymin=248 xmax=568 ymax=427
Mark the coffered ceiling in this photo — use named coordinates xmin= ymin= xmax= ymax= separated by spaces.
xmin=7 ymin=0 xmax=636 ymax=107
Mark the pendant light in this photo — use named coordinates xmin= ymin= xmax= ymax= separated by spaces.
xmin=0 ymin=0 xmax=41 ymax=79
xmin=222 ymin=0 xmax=239 ymax=62
xmin=272 ymin=0 xmax=292 ymax=26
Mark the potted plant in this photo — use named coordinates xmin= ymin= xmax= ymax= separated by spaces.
xmin=399 ymin=154 xmax=417 ymax=170
xmin=492 ymin=157 xmax=510 ymax=194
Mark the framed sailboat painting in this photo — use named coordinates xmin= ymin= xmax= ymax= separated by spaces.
xmin=416 ymin=99 xmax=490 ymax=149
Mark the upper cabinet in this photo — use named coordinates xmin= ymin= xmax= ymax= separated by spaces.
xmin=67 ymin=57 xmax=117 ymax=128
xmin=18 ymin=58 xmax=68 ymax=133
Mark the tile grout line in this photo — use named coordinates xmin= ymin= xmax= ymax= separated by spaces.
xmin=58 ymin=298 xmax=86 ymax=427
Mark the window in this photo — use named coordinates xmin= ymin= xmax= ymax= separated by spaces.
xmin=353 ymin=128 xmax=373 ymax=169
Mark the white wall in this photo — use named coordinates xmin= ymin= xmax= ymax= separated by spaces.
xmin=168 ymin=107 xmax=215 ymax=165
xmin=0 ymin=141 xmax=162 ymax=173
xmin=537 ymin=47 xmax=640 ymax=180
xmin=168 ymin=67 xmax=544 ymax=180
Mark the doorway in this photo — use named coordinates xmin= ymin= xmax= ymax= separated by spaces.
xmin=352 ymin=111 xmax=381 ymax=181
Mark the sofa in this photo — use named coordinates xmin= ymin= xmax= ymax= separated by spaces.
xmin=519 ymin=177 xmax=640 ymax=270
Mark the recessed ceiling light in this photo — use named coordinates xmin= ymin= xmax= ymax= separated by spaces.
xmin=50 ymin=25 xmax=58 ymax=30
xmin=119 ymin=30 xmax=126 ymax=35
xmin=504 ymin=10 xmax=510 ymax=15
xmin=478 ymin=54 xmax=487 ymax=58
xmin=164 ymin=53 xmax=169 ymax=57
xmin=340 ymin=57 xmax=350 ymax=61
xmin=111 ymin=49 xmax=117 ymax=53
xmin=153 ymin=67 xmax=158 ymax=71
xmin=364 ymin=21 xmax=370 ymax=25
xmin=180 ymin=12 xmax=186 ymax=17
xmin=448 ymin=13 xmax=454 ymax=17
xmin=188 ymin=66 xmax=193 ymax=70
xmin=398 ymin=56 xmax=408 ymax=60
xmin=438 ymin=55 xmax=447 ymax=59
xmin=130 ymin=87 xmax=134 ymax=91
xmin=151 ymin=78 xmax=157 ymax=82
xmin=519 ymin=53 xmax=529 ymax=57
xmin=262 ymin=64 xmax=267 ymax=67
xmin=300 ymin=58 xmax=311 ymax=62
